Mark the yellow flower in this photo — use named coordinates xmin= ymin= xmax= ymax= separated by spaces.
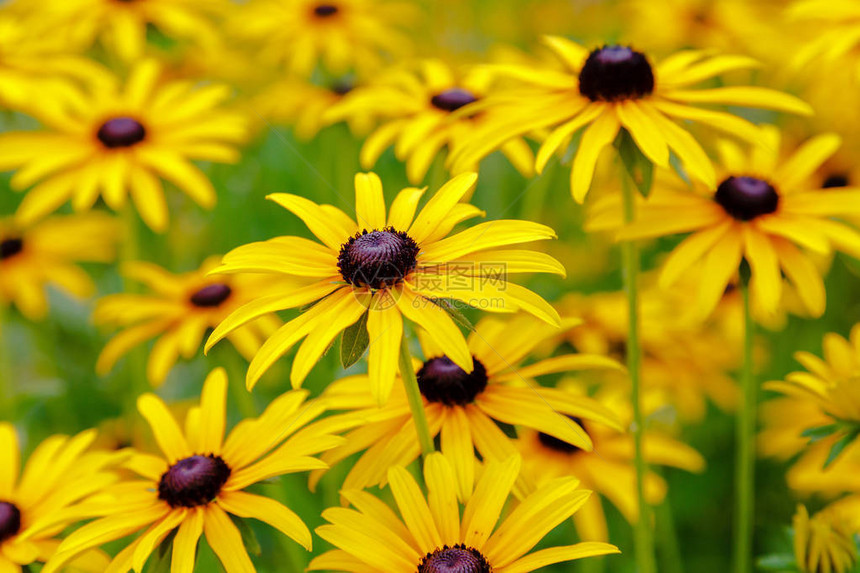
xmin=616 ymin=127 xmax=860 ymax=319
xmin=326 ymin=59 xmax=535 ymax=184
xmin=43 ymin=368 xmax=345 ymax=573
xmin=0 ymin=423 xmax=120 ymax=572
xmin=514 ymin=382 xmax=705 ymax=542
xmin=310 ymin=453 xmax=620 ymax=573
xmin=310 ymin=314 xmax=623 ymax=501
xmin=18 ymin=0 xmax=229 ymax=61
xmin=452 ymin=35 xmax=812 ymax=202
xmin=205 ymin=172 xmax=564 ymax=400
xmin=0 ymin=212 xmax=117 ymax=320
xmin=0 ymin=60 xmax=248 ymax=232
xmin=234 ymin=0 xmax=417 ymax=76
xmin=789 ymin=0 xmax=860 ymax=77
xmin=793 ymin=504 xmax=858 ymax=573
xmin=94 ymin=257 xmax=291 ymax=387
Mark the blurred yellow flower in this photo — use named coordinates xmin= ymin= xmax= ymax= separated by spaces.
xmin=206 ymin=172 xmax=564 ymax=399
xmin=44 ymin=368 xmax=344 ymax=573
xmin=793 ymin=504 xmax=858 ymax=573
xmin=0 ymin=212 xmax=117 ymax=320
xmin=0 ymin=60 xmax=248 ymax=232
xmin=94 ymin=257 xmax=287 ymax=387
xmin=452 ymin=36 xmax=811 ymax=202
xmin=310 ymin=453 xmax=620 ymax=573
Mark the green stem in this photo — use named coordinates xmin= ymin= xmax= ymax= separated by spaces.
xmin=399 ymin=333 xmax=435 ymax=457
xmin=0 ymin=304 xmax=12 ymax=420
xmin=620 ymin=172 xmax=656 ymax=573
xmin=656 ymin=488 xmax=685 ymax=573
xmin=120 ymin=206 xmax=148 ymax=421
xmin=733 ymin=276 xmax=755 ymax=573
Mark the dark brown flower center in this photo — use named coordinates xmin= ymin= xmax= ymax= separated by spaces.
xmin=158 ymin=454 xmax=231 ymax=508
xmin=579 ymin=46 xmax=655 ymax=102
xmin=419 ymin=545 xmax=492 ymax=573
xmin=823 ymin=173 xmax=849 ymax=188
xmin=538 ymin=416 xmax=586 ymax=454
xmin=0 ymin=237 xmax=23 ymax=260
xmin=337 ymin=228 xmax=419 ymax=289
xmin=97 ymin=117 xmax=146 ymax=149
xmin=417 ymin=356 xmax=488 ymax=406
xmin=190 ymin=283 xmax=232 ymax=308
xmin=714 ymin=176 xmax=779 ymax=221
xmin=313 ymin=4 xmax=339 ymax=17
xmin=0 ymin=502 xmax=21 ymax=543
xmin=431 ymin=88 xmax=479 ymax=112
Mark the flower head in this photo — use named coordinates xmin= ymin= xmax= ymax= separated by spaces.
xmin=615 ymin=127 xmax=860 ymax=319
xmin=43 ymin=368 xmax=345 ymax=573
xmin=452 ymin=36 xmax=812 ymax=202
xmin=793 ymin=504 xmax=858 ymax=573
xmin=206 ymin=172 xmax=564 ymax=401
xmin=0 ymin=60 xmax=248 ymax=232
xmin=311 ymin=314 xmax=623 ymax=500
xmin=0 ymin=212 xmax=117 ymax=320
xmin=310 ymin=453 xmax=620 ymax=573
xmin=94 ymin=257 xmax=291 ymax=387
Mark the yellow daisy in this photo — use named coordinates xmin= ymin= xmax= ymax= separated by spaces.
xmin=452 ymin=35 xmax=812 ymax=202
xmin=793 ymin=504 xmax=858 ymax=573
xmin=326 ymin=59 xmax=535 ymax=184
xmin=17 ymin=0 xmax=229 ymax=61
xmin=43 ymin=367 xmax=345 ymax=573
xmin=309 ymin=314 xmax=623 ymax=501
xmin=0 ymin=423 xmax=120 ymax=573
xmin=205 ymin=171 xmax=564 ymax=400
xmin=94 ymin=257 xmax=290 ymax=387
xmin=0 ymin=212 xmax=117 ymax=321
xmin=789 ymin=0 xmax=860 ymax=79
xmin=616 ymin=127 xmax=860 ymax=319
xmin=0 ymin=60 xmax=248 ymax=232
xmin=310 ymin=453 xmax=620 ymax=573
xmin=234 ymin=0 xmax=416 ymax=76
xmin=514 ymin=382 xmax=705 ymax=543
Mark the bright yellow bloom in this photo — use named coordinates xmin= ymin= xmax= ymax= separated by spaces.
xmin=234 ymin=0 xmax=417 ymax=76
xmin=310 ymin=314 xmax=623 ymax=501
xmin=0 ymin=212 xmax=117 ymax=320
xmin=16 ymin=0 xmax=229 ymax=61
xmin=94 ymin=257 xmax=290 ymax=387
xmin=0 ymin=60 xmax=248 ymax=232
xmin=615 ymin=127 xmax=860 ymax=319
xmin=0 ymin=423 xmax=120 ymax=572
xmin=514 ymin=382 xmax=704 ymax=543
xmin=206 ymin=172 xmax=564 ymax=400
xmin=793 ymin=504 xmax=858 ymax=573
xmin=310 ymin=453 xmax=620 ymax=572
xmin=452 ymin=35 xmax=812 ymax=202
xmin=789 ymin=0 xmax=860 ymax=77
xmin=43 ymin=368 xmax=345 ymax=573
xmin=326 ymin=59 xmax=535 ymax=184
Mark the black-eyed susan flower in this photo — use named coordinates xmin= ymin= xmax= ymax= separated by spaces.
xmin=514 ymin=382 xmax=705 ymax=542
xmin=793 ymin=504 xmax=858 ymax=573
xmin=310 ymin=453 xmax=620 ymax=573
xmin=205 ymin=172 xmax=564 ymax=400
xmin=43 ymin=367 xmax=345 ymax=573
xmin=234 ymin=0 xmax=416 ymax=76
xmin=18 ymin=0 xmax=228 ymax=61
xmin=0 ymin=60 xmax=248 ymax=232
xmin=310 ymin=314 xmax=623 ymax=500
xmin=452 ymin=35 xmax=812 ymax=202
xmin=326 ymin=59 xmax=534 ymax=183
xmin=94 ymin=257 xmax=290 ymax=387
xmin=788 ymin=0 xmax=860 ymax=78
xmin=0 ymin=423 xmax=120 ymax=572
xmin=0 ymin=212 xmax=117 ymax=320
xmin=615 ymin=127 xmax=860 ymax=319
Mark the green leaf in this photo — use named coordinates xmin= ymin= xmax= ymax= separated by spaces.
xmin=801 ymin=423 xmax=840 ymax=442
xmin=145 ymin=530 xmax=177 ymax=573
xmin=340 ymin=309 xmax=370 ymax=368
xmin=823 ymin=431 xmax=858 ymax=469
xmin=428 ymin=298 xmax=474 ymax=331
xmin=616 ymin=129 xmax=654 ymax=198
xmin=756 ymin=553 xmax=797 ymax=571
xmin=230 ymin=514 xmax=261 ymax=557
